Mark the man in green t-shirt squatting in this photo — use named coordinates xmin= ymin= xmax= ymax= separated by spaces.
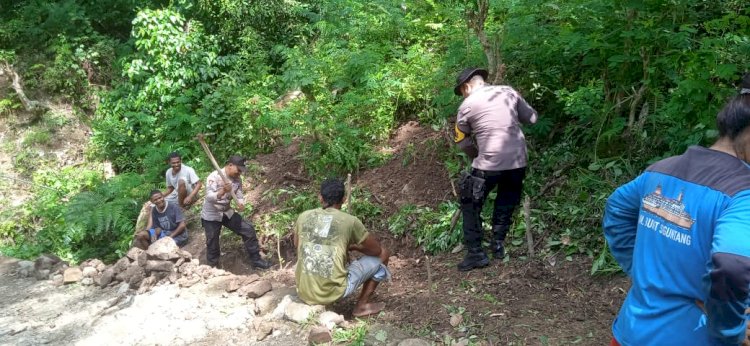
xmin=294 ymin=178 xmax=391 ymax=317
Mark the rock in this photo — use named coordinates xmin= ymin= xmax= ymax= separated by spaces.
xmin=398 ymin=339 xmax=431 ymax=346
xmin=145 ymin=260 xmax=174 ymax=273
xmin=137 ymin=251 xmax=148 ymax=267
xmin=179 ymin=261 xmax=197 ymax=275
xmin=119 ymin=265 xmax=145 ymax=289
xmin=49 ymin=261 xmax=69 ymax=276
xmin=34 ymin=269 xmax=50 ymax=281
xmin=168 ymin=272 xmax=178 ymax=283
xmin=95 ymin=263 xmax=107 ymax=272
xmin=51 ymin=274 xmax=63 ymax=286
xmin=255 ymin=287 xmax=297 ymax=316
xmin=85 ymin=258 xmax=104 ymax=270
xmin=179 ymin=250 xmax=192 ymax=260
xmin=137 ymin=276 xmax=157 ymax=294
xmin=205 ymin=276 xmax=235 ymax=295
xmin=268 ymin=295 xmax=294 ymax=321
xmin=146 ymin=237 xmax=180 ymax=260
xmin=197 ymin=265 xmax=214 ymax=279
xmin=239 ymin=280 xmax=272 ymax=299
xmin=34 ymin=254 xmax=61 ymax=271
xmin=116 ymin=282 xmax=130 ymax=296
xmin=285 ymin=300 xmax=325 ymax=323
xmin=63 ymin=268 xmax=83 ymax=284
xmin=211 ymin=268 xmax=229 ymax=276
xmin=17 ymin=261 xmax=34 ymax=277
xmin=319 ymin=311 xmax=344 ymax=330
xmin=449 ymin=313 xmax=463 ymax=327
xmin=82 ymin=266 xmax=98 ymax=278
xmin=253 ymin=320 xmax=273 ymax=341
xmin=126 ymin=247 xmax=144 ymax=261
xmin=99 ymin=268 xmax=114 ymax=287
xmin=227 ymin=277 xmax=241 ymax=292
xmin=175 ymin=257 xmax=185 ymax=268
xmin=178 ymin=275 xmax=201 ymax=288
xmin=112 ymin=257 xmax=130 ymax=275
xmin=308 ymin=326 xmax=332 ymax=345
xmin=81 ymin=278 xmax=94 ymax=286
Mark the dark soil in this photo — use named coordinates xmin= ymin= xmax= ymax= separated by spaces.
xmin=180 ymin=121 xmax=628 ymax=345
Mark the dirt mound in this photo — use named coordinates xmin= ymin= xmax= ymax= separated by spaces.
xmin=357 ymin=121 xmax=454 ymax=214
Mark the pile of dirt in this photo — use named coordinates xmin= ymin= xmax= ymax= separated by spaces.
xmin=357 ymin=121 xmax=454 ymax=214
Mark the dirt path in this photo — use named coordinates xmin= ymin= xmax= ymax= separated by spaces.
xmin=0 ymin=257 xmax=305 ymax=346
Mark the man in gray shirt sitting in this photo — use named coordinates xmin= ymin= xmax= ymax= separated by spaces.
xmin=453 ymin=67 xmax=538 ymax=271
xmin=164 ymin=152 xmax=202 ymax=208
xmin=133 ymin=190 xmax=188 ymax=249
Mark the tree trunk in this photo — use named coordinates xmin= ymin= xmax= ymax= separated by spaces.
xmin=466 ymin=0 xmax=505 ymax=84
xmin=0 ymin=62 xmax=49 ymax=113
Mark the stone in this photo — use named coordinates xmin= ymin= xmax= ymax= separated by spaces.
xmin=34 ymin=254 xmax=61 ymax=271
xmin=253 ymin=320 xmax=273 ymax=341
xmin=179 ymin=250 xmax=192 ymax=260
xmin=95 ymin=263 xmax=107 ymax=272
xmin=17 ymin=260 xmax=34 ymax=277
xmin=63 ymin=268 xmax=83 ymax=284
xmin=205 ymin=276 xmax=235 ymax=295
xmin=211 ymin=268 xmax=229 ymax=276
xmin=34 ymin=269 xmax=50 ymax=281
xmin=168 ymin=272 xmax=178 ymax=283
xmin=175 ymin=257 xmax=185 ymax=268
xmin=197 ymin=265 xmax=214 ymax=279
xmin=51 ymin=274 xmax=63 ymax=286
xmin=285 ymin=300 xmax=325 ymax=323
xmin=81 ymin=278 xmax=94 ymax=286
xmin=137 ymin=251 xmax=148 ymax=267
xmin=239 ymin=280 xmax=272 ymax=299
xmin=255 ymin=287 xmax=297 ymax=316
xmin=268 ymin=295 xmax=294 ymax=321
xmin=126 ymin=247 xmax=144 ymax=261
xmin=112 ymin=257 xmax=130 ymax=275
xmin=49 ymin=261 xmax=69 ymax=276
xmin=178 ymin=275 xmax=201 ymax=288
xmin=116 ymin=282 xmax=130 ymax=296
xmin=179 ymin=261 xmax=197 ymax=275
xmin=146 ymin=237 xmax=180 ymax=260
xmin=119 ymin=265 xmax=145 ymax=289
xmin=227 ymin=277 xmax=241 ymax=292
xmin=145 ymin=260 xmax=174 ymax=273
xmin=137 ymin=276 xmax=157 ymax=294
xmin=398 ymin=339 xmax=431 ymax=346
xmin=85 ymin=258 xmax=104 ymax=269
xmin=319 ymin=311 xmax=345 ymax=330
xmin=308 ymin=326 xmax=332 ymax=345
xmin=449 ymin=313 xmax=463 ymax=327
xmin=82 ymin=266 xmax=98 ymax=278
xmin=99 ymin=268 xmax=114 ymax=287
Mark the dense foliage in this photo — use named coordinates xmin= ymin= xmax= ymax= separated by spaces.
xmin=1 ymin=0 xmax=747 ymax=268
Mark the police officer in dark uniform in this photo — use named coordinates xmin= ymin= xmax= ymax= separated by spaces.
xmin=453 ymin=68 xmax=538 ymax=271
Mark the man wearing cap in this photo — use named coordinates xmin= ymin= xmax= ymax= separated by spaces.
xmin=200 ymin=155 xmax=271 ymax=269
xmin=453 ymin=67 xmax=538 ymax=271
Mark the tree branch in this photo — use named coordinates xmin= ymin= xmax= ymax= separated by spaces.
xmin=0 ymin=62 xmax=50 ymax=113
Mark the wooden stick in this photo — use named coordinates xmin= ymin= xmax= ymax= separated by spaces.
xmin=523 ymin=195 xmax=534 ymax=257
xmin=196 ymin=134 xmax=240 ymax=202
xmin=343 ymin=173 xmax=352 ymax=211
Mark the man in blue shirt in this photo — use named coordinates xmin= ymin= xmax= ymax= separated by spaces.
xmin=604 ymin=75 xmax=750 ymax=345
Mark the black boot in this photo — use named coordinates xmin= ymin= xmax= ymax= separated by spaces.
xmin=491 ymin=225 xmax=509 ymax=259
xmin=249 ymin=257 xmax=272 ymax=270
xmin=457 ymin=247 xmax=489 ymax=271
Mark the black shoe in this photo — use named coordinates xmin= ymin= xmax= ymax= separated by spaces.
xmin=492 ymin=243 xmax=505 ymax=260
xmin=250 ymin=258 xmax=272 ymax=270
xmin=457 ymin=249 xmax=489 ymax=271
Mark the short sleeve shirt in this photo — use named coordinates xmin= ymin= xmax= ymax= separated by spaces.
xmin=165 ymin=164 xmax=200 ymax=202
xmin=456 ymin=85 xmax=537 ymax=171
xmin=151 ymin=201 xmax=187 ymax=244
xmin=294 ymin=208 xmax=369 ymax=305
